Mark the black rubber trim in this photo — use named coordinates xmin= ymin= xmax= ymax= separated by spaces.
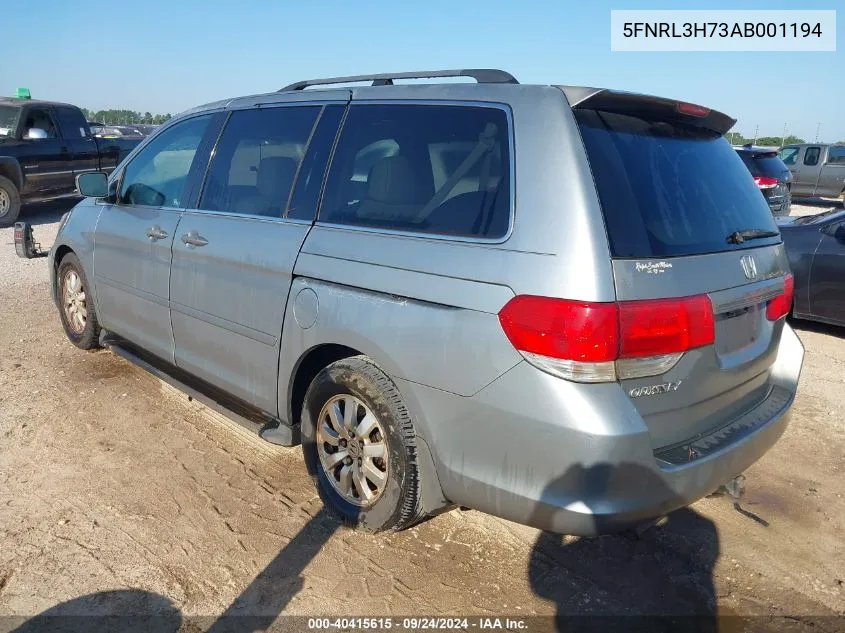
xmin=654 ymin=385 xmax=792 ymax=466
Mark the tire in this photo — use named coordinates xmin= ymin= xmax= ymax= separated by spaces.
xmin=0 ymin=175 xmax=21 ymax=228
xmin=56 ymin=253 xmax=101 ymax=350
xmin=301 ymin=356 xmax=426 ymax=532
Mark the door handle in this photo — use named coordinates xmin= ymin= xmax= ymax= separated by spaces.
xmin=181 ymin=231 xmax=209 ymax=247
xmin=145 ymin=225 xmax=168 ymax=241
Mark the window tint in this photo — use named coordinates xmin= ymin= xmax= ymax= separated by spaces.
xmin=737 ymin=152 xmax=787 ymax=178
xmin=827 ymin=146 xmax=845 ymax=164
xmin=320 ymin=105 xmax=511 ymax=239
xmin=0 ymin=106 xmax=20 ymax=137
xmin=804 ymin=147 xmax=821 ymax=166
xmin=779 ymin=146 xmax=799 ymax=166
xmin=54 ymin=107 xmax=88 ymax=139
xmin=576 ymin=109 xmax=779 ymax=258
xmin=199 ymin=106 xmax=320 ymax=217
xmin=119 ymin=115 xmax=211 ymax=208
xmin=288 ymin=105 xmax=345 ymax=221
xmin=23 ymin=108 xmax=58 ymax=139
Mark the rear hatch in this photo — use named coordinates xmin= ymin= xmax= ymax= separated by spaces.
xmin=572 ymin=91 xmax=792 ymax=450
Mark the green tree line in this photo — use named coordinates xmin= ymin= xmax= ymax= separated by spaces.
xmin=79 ymin=108 xmax=172 ymax=126
xmin=725 ymin=132 xmax=806 ymax=147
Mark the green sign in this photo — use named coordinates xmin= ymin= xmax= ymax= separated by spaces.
xmin=15 ymin=88 xmax=32 ymax=100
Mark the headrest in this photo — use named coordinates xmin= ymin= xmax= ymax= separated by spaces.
xmin=366 ymin=156 xmax=418 ymax=204
xmin=257 ymin=156 xmax=298 ymax=201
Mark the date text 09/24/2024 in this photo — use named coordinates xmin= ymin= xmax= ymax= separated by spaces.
xmin=307 ymin=617 xmax=528 ymax=630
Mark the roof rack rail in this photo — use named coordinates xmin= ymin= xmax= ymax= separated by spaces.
xmin=279 ymin=69 xmax=518 ymax=92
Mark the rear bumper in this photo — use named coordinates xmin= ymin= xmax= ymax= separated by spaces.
xmin=763 ymin=188 xmax=792 ymax=217
xmin=399 ymin=324 xmax=804 ymax=536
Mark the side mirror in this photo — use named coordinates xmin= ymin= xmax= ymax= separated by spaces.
xmin=76 ymin=172 xmax=109 ymax=198
xmin=23 ymin=128 xmax=48 ymax=140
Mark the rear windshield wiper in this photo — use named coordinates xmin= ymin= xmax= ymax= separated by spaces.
xmin=726 ymin=229 xmax=780 ymax=244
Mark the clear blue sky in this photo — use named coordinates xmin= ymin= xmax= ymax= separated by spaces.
xmin=2 ymin=0 xmax=842 ymax=141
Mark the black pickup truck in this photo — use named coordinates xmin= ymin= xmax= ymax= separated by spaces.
xmin=0 ymin=96 xmax=142 ymax=227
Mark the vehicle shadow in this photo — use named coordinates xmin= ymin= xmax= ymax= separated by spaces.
xmin=19 ymin=198 xmax=80 ymax=227
xmin=789 ymin=316 xmax=845 ymax=340
xmin=527 ymin=463 xmax=721 ymax=633
xmin=791 ymin=197 xmax=844 ymax=210
xmin=11 ymin=509 xmax=341 ymax=633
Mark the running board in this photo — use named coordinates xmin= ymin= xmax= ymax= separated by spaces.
xmin=100 ymin=332 xmax=300 ymax=447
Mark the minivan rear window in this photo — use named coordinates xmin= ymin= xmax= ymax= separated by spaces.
xmin=576 ymin=109 xmax=780 ymax=258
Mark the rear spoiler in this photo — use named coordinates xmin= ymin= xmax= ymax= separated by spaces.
xmin=558 ymin=86 xmax=736 ymax=136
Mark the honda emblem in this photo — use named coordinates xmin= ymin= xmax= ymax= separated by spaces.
xmin=740 ymin=255 xmax=758 ymax=280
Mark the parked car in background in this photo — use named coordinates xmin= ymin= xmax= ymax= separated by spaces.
xmin=778 ymin=208 xmax=845 ymax=327
xmin=0 ymin=95 xmax=142 ymax=226
xmin=778 ymin=144 xmax=845 ymax=200
xmin=734 ymin=145 xmax=793 ymax=216
xmin=20 ymin=70 xmax=803 ymax=535
xmin=94 ymin=125 xmax=145 ymax=139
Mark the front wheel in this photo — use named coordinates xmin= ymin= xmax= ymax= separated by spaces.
xmin=301 ymin=356 xmax=426 ymax=532
xmin=0 ymin=175 xmax=21 ymax=228
xmin=57 ymin=253 xmax=101 ymax=350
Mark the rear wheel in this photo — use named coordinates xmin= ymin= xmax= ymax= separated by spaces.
xmin=301 ymin=356 xmax=425 ymax=532
xmin=57 ymin=253 xmax=101 ymax=350
xmin=0 ymin=176 xmax=21 ymax=228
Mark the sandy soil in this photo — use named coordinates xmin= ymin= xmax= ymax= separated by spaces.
xmin=0 ymin=201 xmax=843 ymax=632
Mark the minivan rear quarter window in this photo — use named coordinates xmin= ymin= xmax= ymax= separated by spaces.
xmin=320 ymin=104 xmax=511 ymax=239
xmin=576 ymin=109 xmax=780 ymax=258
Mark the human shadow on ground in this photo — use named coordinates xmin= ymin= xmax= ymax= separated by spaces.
xmin=527 ymin=463 xmax=720 ymax=633
xmin=11 ymin=508 xmax=340 ymax=633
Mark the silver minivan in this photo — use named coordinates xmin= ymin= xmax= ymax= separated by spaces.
xmin=42 ymin=70 xmax=804 ymax=535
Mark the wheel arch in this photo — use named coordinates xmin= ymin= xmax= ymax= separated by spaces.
xmin=287 ymin=343 xmax=362 ymax=431
xmin=51 ymin=244 xmax=76 ymax=305
xmin=0 ymin=157 xmax=24 ymax=191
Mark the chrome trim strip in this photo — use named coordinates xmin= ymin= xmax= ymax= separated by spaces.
xmin=180 ymin=209 xmax=313 ymax=225
xmin=314 ymin=99 xmax=516 ymax=246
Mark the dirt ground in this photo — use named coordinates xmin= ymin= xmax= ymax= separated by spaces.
xmin=0 ymin=200 xmax=843 ymax=632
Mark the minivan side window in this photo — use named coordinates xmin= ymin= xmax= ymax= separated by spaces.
xmin=320 ymin=104 xmax=511 ymax=239
xmin=287 ymin=105 xmax=346 ymax=221
xmin=804 ymin=147 xmax=821 ymax=166
xmin=779 ymin=146 xmax=799 ymax=166
xmin=827 ymin=146 xmax=845 ymax=165
xmin=199 ymin=106 xmax=320 ymax=218
xmin=119 ymin=115 xmax=212 ymax=208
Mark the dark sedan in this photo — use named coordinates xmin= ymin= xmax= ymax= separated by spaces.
xmin=778 ymin=209 xmax=845 ymax=327
xmin=735 ymin=145 xmax=793 ymax=217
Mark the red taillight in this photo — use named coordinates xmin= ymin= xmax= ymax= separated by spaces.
xmin=497 ymin=296 xmax=619 ymax=362
xmin=766 ymin=274 xmax=794 ymax=321
xmin=498 ymin=294 xmax=715 ymax=381
xmin=754 ymin=176 xmax=779 ymax=189
xmin=618 ymin=295 xmax=715 ymax=358
xmin=677 ymin=101 xmax=710 ymax=117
